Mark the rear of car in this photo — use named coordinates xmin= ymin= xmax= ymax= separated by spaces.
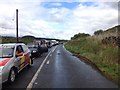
xmin=28 ymin=45 xmax=40 ymax=58
xmin=41 ymin=40 xmax=48 ymax=52
xmin=27 ymin=43 xmax=43 ymax=58
xmin=0 ymin=43 xmax=33 ymax=84
xmin=33 ymin=39 xmax=48 ymax=53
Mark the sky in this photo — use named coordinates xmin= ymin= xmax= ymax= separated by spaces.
xmin=0 ymin=0 xmax=119 ymax=40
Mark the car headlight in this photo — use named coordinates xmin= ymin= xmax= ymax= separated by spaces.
xmin=33 ymin=51 xmax=36 ymax=53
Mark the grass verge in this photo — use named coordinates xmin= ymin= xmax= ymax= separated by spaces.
xmin=64 ymin=37 xmax=119 ymax=85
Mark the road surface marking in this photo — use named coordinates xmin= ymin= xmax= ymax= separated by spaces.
xmin=63 ymin=45 xmax=73 ymax=55
xmin=26 ymin=46 xmax=57 ymax=90
xmin=34 ymin=82 xmax=38 ymax=85
xmin=57 ymin=51 xmax=60 ymax=54
xmin=52 ymin=46 xmax=57 ymax=53
xmin=46 ymin=60 xmax=49 ymax=64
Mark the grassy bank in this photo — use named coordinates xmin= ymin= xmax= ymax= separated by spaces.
xmin=65 ymin=37 xmax=119 ymax=84
xmin=1 ymin=36 xmax=35 ymax=44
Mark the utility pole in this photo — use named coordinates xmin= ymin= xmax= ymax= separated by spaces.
xmin=16 ymin=9 xmax=19 ymax=42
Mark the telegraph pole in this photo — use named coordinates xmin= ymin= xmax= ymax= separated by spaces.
xmin=16 ymin=9 xmax=19 ymax=42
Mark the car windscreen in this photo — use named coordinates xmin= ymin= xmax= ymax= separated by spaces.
xmin=28 ymin=47 xmax=37 ymax=50
xmin=0 ymin=46 xmax=14 ymax=58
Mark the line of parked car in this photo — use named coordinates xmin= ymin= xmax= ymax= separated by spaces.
xmin=27 ymin=40 xmax=49 ymax=58
xmin=27 ymin=39 xmax=61 ymax=58
xmin=0 ymin=39 xmax=59 ymax=84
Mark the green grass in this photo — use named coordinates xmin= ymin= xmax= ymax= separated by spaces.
xmin=65 ymin=37 xmax=119 ymax=84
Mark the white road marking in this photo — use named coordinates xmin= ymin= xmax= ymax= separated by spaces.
xmin=63 ymin=45 xmax=65 ymax=49
xmin=46 ymin=60 xmax=49 ymax=65
xmin=34 ymin=82 xmax=38 ymax=85
xmin=57 ymin=51 xmax=60 ymax=54
xmin=52 ymin=46 xmax=57 ymax=53
xmin=63 ymin=45 xmax=73 ymax=55
xmin=26 ymin=46 xmax=57 ymax=90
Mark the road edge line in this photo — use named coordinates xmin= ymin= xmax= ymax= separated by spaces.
xmin=26 ymin=46 xmax=57 ymax=90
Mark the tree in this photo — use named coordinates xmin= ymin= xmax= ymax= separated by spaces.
xmin=71 ymin=33 xmax=90 ymax=40
xmin=94 ymin=30 xmax=103 ymax=35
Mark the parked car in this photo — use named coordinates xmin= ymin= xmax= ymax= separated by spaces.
xmin=27 ymin=44 xmax=42 ymax=58
xmin=45 ymin=40 xmax=52 ymax=48
xmin=35 ymin=40 xmax=48 ymax=52
xmin=0 ymin=43 xmax=33 ymax=83
xmin=41 ymin=40 xmax=48 ymax=52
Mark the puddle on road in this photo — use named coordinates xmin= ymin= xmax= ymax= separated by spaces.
xmin=57 ymin=51 xmax=61 ymax=55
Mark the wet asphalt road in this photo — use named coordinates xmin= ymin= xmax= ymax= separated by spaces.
xmin=2 ymin=44 xmax=118 ymax=89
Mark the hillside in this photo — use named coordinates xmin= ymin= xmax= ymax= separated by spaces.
xmin=1 ymin=35 xmax=35 ymax=44
xmin=65 ymin=25 xmax=119 ymax=85
xmin=1 ymin=35 xmax=66 ymax=44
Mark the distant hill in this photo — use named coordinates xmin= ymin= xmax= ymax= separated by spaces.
xmin=104 ymin=25 xmax=119 ymax=34
xmin=22 ymin=35 xmax=35 ymax=39
xmin=93 ymin=25 xmax=119 ymax=45
xmin=1 ymin=25 xmax=119 ymax=44
xmin=1 ymin=36 xmax=17 ymax=43
xmin=1 ymin=35 xmax=63 ymax=44
xmin=71 ymin=25 xmax=119 ymax=40
xmin=94 ymin=25 xmax=119 ymax=38
xmin=1 ymin=35 xmax=35 ymax=44
xmin=21 ymin=35 xmax=35 ymax=44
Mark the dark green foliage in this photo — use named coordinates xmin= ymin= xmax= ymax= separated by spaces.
xmin=1 ymin=35 xmax=35 ymax=44
xmin=1 ymin=35 xmax=67 ymax=44
xmin=2 ymin=36 xmax=17 ymax=43
xmin=94 ymin=30 xmax=103 ymax=35
xmin=21 ymin=35 xmax=35 ymax=44
xmin=71 ymin=33 xmax=90 ymax=40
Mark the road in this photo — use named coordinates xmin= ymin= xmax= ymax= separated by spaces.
xmin=2 ymin=44 xmax=118 ymax=89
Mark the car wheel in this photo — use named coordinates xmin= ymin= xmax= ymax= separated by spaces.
xmin=28 ymin=58 xmax=33 ymax=66
xmin=8 ymin=68 xmax=16 ymax=83
xmin=36 ymin=53 xmax=39 ymax=57
xmin=46 ymin=48 xmax=48 ymax=52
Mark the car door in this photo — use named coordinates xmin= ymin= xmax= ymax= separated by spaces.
xmin=22 ymin=45 xmax=30 ymax=65
xmin=15 ymin=45 xmax=25 ymax=71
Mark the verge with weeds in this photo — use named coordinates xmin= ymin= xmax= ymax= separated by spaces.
xmin=65 ymin=37 xmax=119 ymax=85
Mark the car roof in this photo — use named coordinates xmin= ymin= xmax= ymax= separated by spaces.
xmin=0 ymin=43 xmax=25 ymax=46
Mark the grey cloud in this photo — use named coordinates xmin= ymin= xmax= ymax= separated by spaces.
xmin=0 ymin=22 xmax=14 ymax=30
xmin=0 ymin=1 xmax=118 ymax=40
xmin=104 ymin=2 xmax=118 ymax=9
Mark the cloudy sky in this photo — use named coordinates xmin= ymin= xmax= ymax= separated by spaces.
xmin=0 ymin=0 xmax=119 ymax=40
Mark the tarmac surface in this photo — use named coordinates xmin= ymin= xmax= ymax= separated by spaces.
xmin=2 ymin=44 xmax=118 ymax=89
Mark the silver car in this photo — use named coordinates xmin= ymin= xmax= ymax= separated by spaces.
xmin=0 ymin=43 xmax=33 ymax=83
